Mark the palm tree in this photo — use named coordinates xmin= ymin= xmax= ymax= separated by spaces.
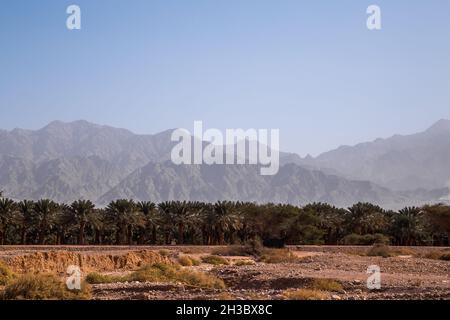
xmin=199 ymin=203 xmax=215 ymax=245
xmin=236 ymin=202 xmax=265 ymax=243
xmin=68 ymin=200 xmax=96 ymax=245
xmin=171 ymin=201 xmax=195 ymax=244
xmin=213 ymin=201 xmax=241 ymax=245
xmin=422 ymin=204 xmax=450 ymax=246
xmin=17 ymin=200 xmax=35 ymax=245
xmin=54 ymin=204 xmax=72 ymax=245
xmin=33 ymin=199 xmax=59 ymax=245
xmin=0 ymin=198 xmax=17 ymax=245
xmin=106 ymin=199 xmax=144 ymax=245
xmin=390 ymin=207 xmax=425 ymax=245
xmin=92 ymin=208 xmax=108 ymax=245
xmin=345 ymin=202 xmax=386 ymax=235
xmin=136 ymin=201 xmax=159 ymax=244
xmin=303 ymin=203 xmax=345 ymax=245
xmin=158 ymin=201 xmax=175 ymax=244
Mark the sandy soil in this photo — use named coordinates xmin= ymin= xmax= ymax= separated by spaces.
xmin=0 ymin=246 xmax=449 ymax=300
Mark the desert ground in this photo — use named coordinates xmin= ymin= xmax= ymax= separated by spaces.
xmin=0 ymin=245 xmax=449 ymax=300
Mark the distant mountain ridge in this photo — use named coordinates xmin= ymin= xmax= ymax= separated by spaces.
xmin=300 ymin=119 xmax=450 ymax=191
xmin=0 ymin=120 xmax=449 ymax=209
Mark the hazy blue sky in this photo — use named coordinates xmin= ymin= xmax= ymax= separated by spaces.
xmin=1 ymin=0 xmax=449 ymax=156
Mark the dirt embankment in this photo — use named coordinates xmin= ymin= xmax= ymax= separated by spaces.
xmin=0 ymin=250 xmax=171 ymax=274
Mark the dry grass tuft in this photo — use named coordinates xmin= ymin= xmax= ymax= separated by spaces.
xmin=178 ymin=255 xmax=201 ymax=266
xmin=234 ymin=260 xmax=255 ymax=266
xmin=0 ymin=261 xmax=14 ymax=286
xmin=259 ymin=249 xmax=299 ymax=263
xmin=215 ymin=292 xmax=236 ymax=300
xmin=178 ymin=256 xmax=193 ymax=266
xmin=310 ymin=278 xmax=344 ymax=292
xmin=1 ymin=273 xmax=91 ymax=300
xmin=158 ymin=249 xmax=171 ymax=257
xmin=283 ymin=289 xmax=328 ymax=300
xmin=87 ymin=263 xmax=225 ymax=289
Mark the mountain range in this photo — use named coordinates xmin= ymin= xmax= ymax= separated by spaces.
xmin=1 ymin=119 xmax=449 ymax=209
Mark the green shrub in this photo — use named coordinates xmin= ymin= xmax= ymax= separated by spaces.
xmin=85 ymin=272 xmax=122 ymax=284
xmin=366 ymin=244 xmax=393 ymax=258
xmin=243 ymin=238 xmax=264 ymax=256
xmin=1 ymin=274 xmax=91 ymax=300
xmin=212 ymin=239 xmax=264 ymax=257
xmin=212 ymin=246 xmax=247 ymax=256
xmin=259 ymin=249 xmax=299 ymax=263
xmin=342 ymin=233 xmax=390 ymax=245
xmin=440 ymin=252 xmax=450 ymax=261
xmin=371 ymin=233 xmax=390 ymax=245
xmin=201 ymin=255 xmax=229 ymax=265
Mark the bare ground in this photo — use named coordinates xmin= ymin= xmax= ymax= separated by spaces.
xmin=0 ymin=246 xmax=449 ymax=300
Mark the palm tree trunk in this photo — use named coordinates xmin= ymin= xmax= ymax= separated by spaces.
xmin=165 ymin=232 xmax=170 ymax=245
xmin=178 ymin=224 xmax=184 ymax=244
xmin=21 ymin=228 xmax=27 ymax=245
xmin=127 ymin=225 xmax=133 ymax=245
xmin=152 ymin=226 xmax=157 ymax=244
xmin=219 ymin=231 xmax=225 ymax=245
xmin=79 ymin=223 xmax=85 ymax=245
xmin=38 ymin=234 xmax=44 ymax=245
xmin=95 ymin=229 xmax=101 ymax=245
xmin=115 ymin=227 xmax=121 ymax=245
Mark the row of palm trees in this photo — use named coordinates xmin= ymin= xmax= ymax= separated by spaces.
xmin=0 ymin=193 xmax=449 ymax=246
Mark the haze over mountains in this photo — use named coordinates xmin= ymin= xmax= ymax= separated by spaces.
xmin=0 ymin=120 xmax=449 ymax=209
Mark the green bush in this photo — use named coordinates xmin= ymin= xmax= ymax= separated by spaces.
xmin=201 ymin=255 xmax=229 ymax=265
xmin=85 ymin=272 xmax=122 ymax=284
xmin=342 ymin=233 xmax=390 ymax=245
xmin=440 ymin=252 xmax=450 ymax=261
xmin=366 ymin=244 xmax=393 ymax=258
xmin=259 ymin=249 xmax=299 ymax=263
xmin=212 ymin=239 xmax=264 ymax=257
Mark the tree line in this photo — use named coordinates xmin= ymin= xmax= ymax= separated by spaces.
xmin=0 ymin=193 xmax=449 ymax=246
